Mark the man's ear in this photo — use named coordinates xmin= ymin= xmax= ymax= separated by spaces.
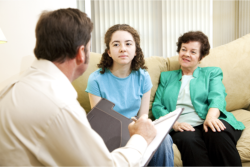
xmin=76 ymin=45 xmax=85 ymax=65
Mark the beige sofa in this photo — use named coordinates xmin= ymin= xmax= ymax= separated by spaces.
xmin=73 ymin=34 xmax=250 ymax=166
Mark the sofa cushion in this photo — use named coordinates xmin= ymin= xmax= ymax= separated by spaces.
xmin=173 ymin=143 xmax=182 ymax=167
xmin=72 ymin=52 xmax=101 ymax=113
xmin=232 ymin=109 xmax=250 ymax=162
xmin=199 ymin=34 xmax=250 ymax=112
xmin=145 ymin=56 xmax=168 ymax=119
xmin=168 ymin=55 xmax=180 ymax=71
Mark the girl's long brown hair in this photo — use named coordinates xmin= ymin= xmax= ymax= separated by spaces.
xmin=98 ymin=24 xmax=147 ymax=74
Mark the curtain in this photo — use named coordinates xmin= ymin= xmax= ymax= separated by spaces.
xmin=90 ymin=0 xmax=212 ymax=58
xmin=78 ymin=0 xmax=250 ymax=57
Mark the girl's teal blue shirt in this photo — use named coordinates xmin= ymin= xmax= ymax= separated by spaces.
xmin=152 ymin=66 xmax=245 ymax=130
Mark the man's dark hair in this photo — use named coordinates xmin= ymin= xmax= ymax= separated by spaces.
xmin=176 ymin=31 xmax=210 ymax=60
xmin=34 ymin=8 xmax=93 ymax=63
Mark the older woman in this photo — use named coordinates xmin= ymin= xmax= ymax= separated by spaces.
xmin=152 ymin=31 xmax=245 ymax=166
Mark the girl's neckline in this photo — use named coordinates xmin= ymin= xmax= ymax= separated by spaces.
xmin=107 ymin=68 xmax=133 ymax=79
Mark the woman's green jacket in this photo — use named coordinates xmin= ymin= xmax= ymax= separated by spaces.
xmin=152 ymin=66 xmax=245 ymax=130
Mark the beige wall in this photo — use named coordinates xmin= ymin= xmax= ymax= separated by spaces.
xmin=213 ymin=0 xmax=250 ymax=48
xmin=239 ymin=0 xmax=250 ymax=37
xmin=1 ymin=0 xmax=249 ymax=90
xmin=213 ymin=0 xmax=238 ymax=48
xmin=0 ymin=0 xmax=77 ymax=90
xmin=89 ymin=0 xmax=212 ymax=58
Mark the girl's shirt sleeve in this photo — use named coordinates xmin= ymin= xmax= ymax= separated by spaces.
xmin=85 ymin=72 xmax=102 ymax=97
xmin=142 ymin=70 xmax=153 ymax=94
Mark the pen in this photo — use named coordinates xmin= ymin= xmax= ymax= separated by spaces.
xmin=131 ymin=117 xmax=138 ymax=122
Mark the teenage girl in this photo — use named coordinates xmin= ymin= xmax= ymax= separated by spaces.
xmin=86 ymin=24 xmax=174 ymax=166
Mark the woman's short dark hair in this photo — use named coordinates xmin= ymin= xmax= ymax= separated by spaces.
xmin=98 ymin=24 xmax=147 ymax=74
xmin=176 ymin=31 xmax=210 ymax=60
xmin=34 ymin=8 xmax=93 ymax=63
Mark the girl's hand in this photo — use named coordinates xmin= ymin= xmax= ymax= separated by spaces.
xmin=173 ymin=122 xmax=195 ymax=132
xmin=203 ymin=117 xmax=226 ymax=132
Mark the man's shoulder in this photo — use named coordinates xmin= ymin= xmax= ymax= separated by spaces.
xmin=19 ymin=67 xmax=78 ymax=109
xmin=0 ymin=79 xmax=62 ymax=128
xmin=0 ymin=68 xmax=86 ymax=125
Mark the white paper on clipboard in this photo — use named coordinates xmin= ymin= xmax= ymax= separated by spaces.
xmin=140 ymin=108 xmax=184 ymax=166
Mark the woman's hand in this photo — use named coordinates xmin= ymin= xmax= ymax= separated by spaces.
xmin=173 ymin=121 xmax=195 ymax=132
xmin=203 ymin=117 xmax=226 ymax=132
xmin=204 ymin=108 xmax=226 ymax=132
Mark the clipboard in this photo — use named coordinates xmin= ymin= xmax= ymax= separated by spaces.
xmin=141 ymin=107 xmax=183 ymax=166
xmin=87 ymin=98 xmax=183 ymax=166
xmin=87 ymin=98 xmax=132 ymax=152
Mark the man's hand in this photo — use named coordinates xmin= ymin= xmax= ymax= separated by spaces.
xmin=128 ymin=114 xmax=156 ymax=145
xmin=172 ymin=122 xmax=195 ymax=132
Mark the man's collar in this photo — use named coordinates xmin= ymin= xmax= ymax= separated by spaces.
xmin=31 ymin=59 xmax=77 ymax=100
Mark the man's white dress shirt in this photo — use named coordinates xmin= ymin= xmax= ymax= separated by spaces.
xmin=0 ymin=59 xmax=147 ymax=166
